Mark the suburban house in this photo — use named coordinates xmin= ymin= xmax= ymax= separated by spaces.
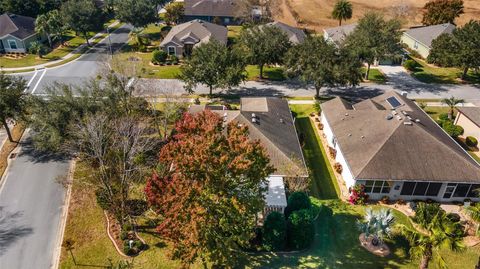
xmin=455 ymin=107 xmax=480 ymax=141
xmin=323 ymin=23 xmax=357 ymax=45
xmin=189 ymin=97 xmax=308 ymax=215
xmin=160 ymin=19 xmax=227 ymax=58
xmin=184 ymin=0 xmax=238 ymax=25
xmin=321 ymin=91 xmax=480 ymax=202
xmin=0 ymin=13 xmax=44 ymax=53
xmin=266 ymin=21 xmax=306 ymax=44
xmin=401 ymin=23 xmax=455 ymax=59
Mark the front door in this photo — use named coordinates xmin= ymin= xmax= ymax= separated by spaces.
xmin=183 ymin=44 xmax=194 ymax=57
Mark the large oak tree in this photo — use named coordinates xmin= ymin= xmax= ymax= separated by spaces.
xmin=115 ymin=0 xmax=158 ymax=28
xmin=422 ymin=0 xmax=464 ymax=26
xmin=0 ymin=73 xmax=27 ymax=142
xmin=145 ymin=110 xmax=274 ymax=267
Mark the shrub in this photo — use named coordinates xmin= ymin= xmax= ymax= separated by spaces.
xmin=152 ymin=49 xmax=168 ymax=64
xmin=285 ymin=191 xmax=311 ymax=218
xmin=126 ymin=199 xmax=148 ymax=216
xmin=287 ymin=209 xmax=314 ymax=250
xmin=403 ymin=59 xmax=419 ymax=71
xmin=349 ymin=185 xmax=368 ymax=205
xmin=262 ymin=212 xmax=287 ymax=251
xmin=120 ymin=231 xmax=128 ymax=240
xmin=466 ymin=136 xmax=478 ymax=147
xmin=168 ymin=55 xmax=179 ymax=64
xmin=439 ymin=113 xmax=449 ymax=122
xmin=95 ymin=188 xmax=112 ymax=210
xmin=443 ymin=121 xmax=464 ymax=137
xmin=328 ymin=147 xmax=336 ymax=159
xmin=333 ymin=162 xmax=342 ymax=174
xmin=122 ymin=223 xmax=133 ymax=232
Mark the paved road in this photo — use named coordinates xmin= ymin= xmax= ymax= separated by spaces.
xmin=0 ymin=132 xmax=70 ymax=269
xmin=18 ymin=24 xmax=133 ymax=95
xmin=137 ymin=77 xmax=480 ymax=102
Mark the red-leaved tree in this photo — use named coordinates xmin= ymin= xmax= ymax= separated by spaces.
xmin=145 ymin=110 xmax=274 ymax=267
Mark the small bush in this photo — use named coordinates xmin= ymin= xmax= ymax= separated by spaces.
xmin=466 ymin=136 xmax=478 ymax=147
xmin=168 ymin=55 xmax=179 ymax=64
xmin=152 ymin=49 xmax=168 ymax=64
xmin=95 ymin=188 xmax=112 ymax=210
xmin=287 ymin=192 xmax=311 ymax=211
xmin=349 ymin=185 xmax=368 ymax=205
xmin=439 ymin=113 xmax=449 ymax=122
xmin=443 ymin=121 xmax=464 ymax=137
xmin=333 ymin=162 xmax=342 ymax=174
xmin=287 ymin=209 xmax=315 ymax=250
xmin=403 ymin=59 xmax=419 ymax=71
xmin=122 ymin=223 xmax=133 ymax=232
xmin=262 ymin=212 xmax=287 ymax=251
xmin=120 ymin=231 xmax=128 ymax=240
xmin=328 ymin=147 xmax=336 ymax=159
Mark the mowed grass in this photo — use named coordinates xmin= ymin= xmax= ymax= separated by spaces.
xmin=362 ymin=68 xmax=387 ymax=83
xmin=410 ymin=57 xmax=480 ymax=84
xmin=246 ymin=65 xmax=286 ymax=81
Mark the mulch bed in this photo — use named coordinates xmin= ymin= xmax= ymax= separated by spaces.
xmin=359 ymin=233 xmax=391 ymax=257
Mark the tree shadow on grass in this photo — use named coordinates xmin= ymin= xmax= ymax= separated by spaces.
xmin=245 ymin=203 xmax=411 ymax=269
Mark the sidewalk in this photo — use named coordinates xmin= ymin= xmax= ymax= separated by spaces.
xmin=2 ymin=21 xmax=120 ymax=72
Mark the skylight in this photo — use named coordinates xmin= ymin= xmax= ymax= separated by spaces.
xmin=386 ymin=97 xmax=402 ymax=108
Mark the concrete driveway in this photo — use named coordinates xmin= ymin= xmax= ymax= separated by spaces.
xmin=0 ymin=132 xmax=70 ymax=269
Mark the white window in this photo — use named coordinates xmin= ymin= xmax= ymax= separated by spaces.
xmin=224 ymin=18 xmax=230 ymax=24
xmin=167 ymin=46 xmax=176 ymax=55
xmin=364 ymin=180 xmax=392 ymax=194
xmin=8 ymin=39 xmax=17 ymax=49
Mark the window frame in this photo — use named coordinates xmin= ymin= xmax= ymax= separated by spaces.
xmin=8 ymin=39 xmax=17 ymax=49
xmin=167 ymin=46 xmax=176 ymax=55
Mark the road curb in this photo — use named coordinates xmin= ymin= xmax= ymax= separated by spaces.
xmin=51 ymin=159 xmax=76 ymax=269
xmin=0 ymin=128 xmax=27 ymax=193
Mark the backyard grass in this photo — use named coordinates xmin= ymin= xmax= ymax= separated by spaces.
xmin=227 ymin=25 xmax=242 ymax=44
xmin=410 ymin=57 xmax=480 ymax=84
xmin=423 ymin=106 xmax=452 ymax=120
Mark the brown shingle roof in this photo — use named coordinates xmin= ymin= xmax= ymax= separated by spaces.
xmin=0 ymin=13 xmax=36 ymax=39
xmin=189 ymin=98 xmax=308 ymax=177
xmin=457 ymin=107 xmax=480 ymax=128
xmin=321 ymin=91 xmax=480 ymax=183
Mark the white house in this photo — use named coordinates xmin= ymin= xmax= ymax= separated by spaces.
xmin=321 ymin=91 xmax=480 ymax=202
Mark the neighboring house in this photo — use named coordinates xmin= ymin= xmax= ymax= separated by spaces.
xmin=160 ymin=19 xmax=227 ymax=58
xmin=189 ymin=97 xmax=308 ymax=215
xmin=184 ymin=0 xmax=238 ymax=25
xmin=455 ymin=107 xmax=480 ymax=141
xmin=401 ymin=23 xmax=455 ymax=59
xmin=321 ymin=91 xmax=480 ymax=202
xmin=0 ymin=13 xmax=44 ymax=53
xmin=265 ymin=21 xmax=306 ymax=44
xmin=323 ymin=23 xmax=357 ymax=45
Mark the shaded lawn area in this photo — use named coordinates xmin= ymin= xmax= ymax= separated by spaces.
xmin=410 ymin=57 xmax=480 ymax=84
xmin=246 ymin=65 xmax=286 ymax=81
xmin=423 ymin=106 xmax=452 ymax=120
xmin=289 ymin=104 xmax=339 ymax=199
xmin=362 ymin=68 xmax=387 ymax=83
xmin=227 ymin=25 xmax=242 ymax=45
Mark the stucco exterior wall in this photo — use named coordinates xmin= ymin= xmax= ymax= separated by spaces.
xmin=454 ymin=113 xmax=480 ymax=140
xmin=401 ymin=34 xmax=431 ymax=59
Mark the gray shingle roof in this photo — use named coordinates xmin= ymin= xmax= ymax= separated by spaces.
xmin=160 ymin=19 xmax=227 ymax=47
xmin=189 ymin=97 xmax=308 ymax=177
xmin=266 ymin=21 xmax=306 ymax=44
xmin=185 ymin=0 xmax=236 ymax=17
xmin=0 ymin=13 xmax=36 ymax=39
xmin=457 ymin=107 xmax=480 ymax=127
xmin=323 ymin=23 xmax=357 ymax=44
xmin=321 ymin=91 xmax=480 ymax=183
xmin=404 ymin=23 xmax=455 ymax=48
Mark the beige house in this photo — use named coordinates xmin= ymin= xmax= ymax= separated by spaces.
xmin=401 ymin=23 xmax=455 ymax=59
xmin=455 ymin=107 xmax=480 ymax=141
xmin=160 ymin=19 xmax=227 ymax=58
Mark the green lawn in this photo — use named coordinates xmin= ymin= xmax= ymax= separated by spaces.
xmin=423 ymin=106 xmax=452 ymax=120
xmin=362 ymin=68 xmax=387 ymax=83
xmin=410 ymin=57 xmax=480 ymax=84
xmin=227 ymin=25 xmax=242 ymax=45
xmin=246 ymin=65 xmax=286 ymax=81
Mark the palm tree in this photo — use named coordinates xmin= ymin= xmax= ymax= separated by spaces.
xmin=401 ymin=215 xmax=464 ymax=269
xmin=129 ymin=29 xmax=146 ymax=51
xmin=465 ymin=204 xmax=480 ymax=235
xmin=29 ymin=41 xmax=44 ymax=58
xmin=441 ymin=96 xmax=464 ymax=120
xmin=357 ymin=208 xmax=395 ymax=246
xmin=35 ymin=14 xmax=53 ymax=48
xmin=332 ymin=0 xmax=353 ymax=26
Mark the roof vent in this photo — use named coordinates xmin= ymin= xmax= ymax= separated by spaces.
xmin=415 ymin=119 xmax=421 ymax=123
xmin=407 ymin=116 xmax=413 ymax=121
xmin=345 ymin=113 xmax=349 ymax=116
xmin=396 ymin=115 xmax=402 ymax=120
xmin=392 ymin=111 xmax=398 ymax=115
xmin=402 ymin=111 xmax=408 ymax=116
xmin=404 ymin=122 xmax=413 ymax=126
xmin=361 ymin=135 xmax=365 ymax=139
xmin=386 ymin=114 xmax=393 ymax=120
xmin=348 ymin=133 xmax=352 ymax=137
xmin=252 ymin=113 xmax=256 ymax=118
xmin=252 ymin=118 xmax=257 ymax=123
xmin=280 ymin=118 xmax=284 ymax=123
